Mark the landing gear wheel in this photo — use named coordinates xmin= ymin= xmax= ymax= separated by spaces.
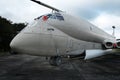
xmin=49 ymin=56 xmax=62 ymax=66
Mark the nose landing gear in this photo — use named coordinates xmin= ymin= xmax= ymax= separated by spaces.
xmin=49 ymin=56 xmax=62 ymax=66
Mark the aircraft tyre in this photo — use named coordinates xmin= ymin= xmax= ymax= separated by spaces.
xmin=49 ymin=56 xmax=62 ymax=66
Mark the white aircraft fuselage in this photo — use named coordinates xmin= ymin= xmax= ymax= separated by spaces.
xmin=10 ymin=12 xmax=116 ymax=57
xmin=9 ymin=0 xmax=119 ymax=66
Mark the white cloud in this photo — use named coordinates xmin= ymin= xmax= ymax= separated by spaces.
xmin=91 ymin=13 xmax=120 ymax=39
xmin=0 ymin=0 xmax=51 ymax=23
xmin=0 ymin=0 xmax=120 ymax=39
xmin=1 ymin=0 xmax=120 ymax=22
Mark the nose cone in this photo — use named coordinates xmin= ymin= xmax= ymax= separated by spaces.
xmin=10 ymin=32 xmax=41 ymax=54
xmin=10 ymin=33 xmax=25 ymax=52
xmin=10 ymin=37 xmax=18 ymax=50
xmin=10 ymin=39 xmax=15 ymax=49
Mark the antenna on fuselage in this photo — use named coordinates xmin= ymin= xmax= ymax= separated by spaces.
xmin=31 ymin=0 xmax=63 ymax=12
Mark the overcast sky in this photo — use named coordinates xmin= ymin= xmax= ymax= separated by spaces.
xmin=0 ymin=0 xmax=120 ymax=39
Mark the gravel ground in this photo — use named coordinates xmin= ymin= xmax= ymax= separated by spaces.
xmin=0 ymin=52 xmax=120 ymax=80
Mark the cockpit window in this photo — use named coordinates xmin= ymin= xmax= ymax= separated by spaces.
xmin=46 ymin=14 xmax=52 ymax=18
xmin=50 ymin=15 xmax=56 ymax=19
xmin=54 ymin=13 xmax=64 ymax=21
xmin=35 ymin=13 xmax=64 ymax=21
xmin=56 ymin=15 xmax=64 ymax=20
xmin=37 ymin=16 xmax=42 ymax=19
xmin=35 ymin=14 xmax=52 ymax=20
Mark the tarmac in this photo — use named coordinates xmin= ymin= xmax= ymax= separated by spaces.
xmin=0 ymin=52 xmax=120 ymax=80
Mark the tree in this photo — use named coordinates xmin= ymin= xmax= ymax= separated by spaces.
xmin=0 ymin=16 xmax=26 ymax=51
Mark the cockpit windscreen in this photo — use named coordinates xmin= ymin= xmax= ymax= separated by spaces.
xmin=35 ymin=13 xmax=64 ymax=21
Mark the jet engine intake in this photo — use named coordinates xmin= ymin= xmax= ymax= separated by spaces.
xmin=104 ymin=42 xmax=113 ymax=49
xmin=116 ymin=41 xmax=120 ymax=48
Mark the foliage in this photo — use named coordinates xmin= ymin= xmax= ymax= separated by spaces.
xmin=0 ymin=16 xmax=26 ymax=51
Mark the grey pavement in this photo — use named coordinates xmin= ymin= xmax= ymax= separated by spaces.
xmin=0 ymin=52 xmax=120 ymax=80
